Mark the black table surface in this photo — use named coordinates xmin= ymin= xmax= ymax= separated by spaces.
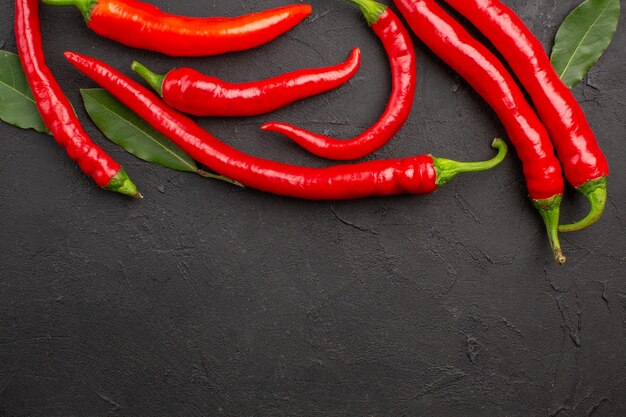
xmin=1 ymin=1 xmax=625 ymax=416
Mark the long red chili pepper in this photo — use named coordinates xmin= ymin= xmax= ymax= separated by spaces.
xmin=65 ymin=52 xmax=507 ymax=200
xmin=130 ymin=48 xmax=362 ymax=117
xmin=441 ymin=0 xmax=609 ymax=233
xmin=392 ymin=0 xmax=566 ymax=264
xmin=41 ymin=0 xmax=312 ymax=57
xmin=15 ymin=0 xmax=139 ymax=198
xmin=261 ymin=0 xmax=416 ymax=161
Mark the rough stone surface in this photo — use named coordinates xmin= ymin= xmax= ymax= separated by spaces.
xmin=0 ymin=1 xmax=624 ymax=416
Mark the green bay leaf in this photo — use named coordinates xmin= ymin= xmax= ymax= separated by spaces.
xmin=551 ymin=0 xmax=620 ymax=88
xmin=80 ymin=88 xmax=198 ymax=173
xmin=0 ymin=50 xmax=49 ymax=134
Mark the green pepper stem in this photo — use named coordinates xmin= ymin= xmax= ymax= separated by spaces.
xmin=104 ymin=168 xmax=143 ymax=198
xmin=346 ymin=0 xmax=387 ymax=26
xmin=534 ymin=196 xmax=566 ymax=265
xmin=197 ymin=169 xmax=245 ymax=188
xmin=42 ymin=0 xmax=97 ymax=21
xmin=131 ymin=61 xmax=165 ymax=97
xmin=559 ymin=177 xmax=608 ymax=232
xmin=433 ymin=138 xmax=508 ymax=187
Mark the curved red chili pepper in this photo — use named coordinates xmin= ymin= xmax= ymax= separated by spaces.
xmin=130 ymin=48 xmax=361 ymax=117
xmin=15 ymin=0 xmax=139 ymax=198
xmin=392 ymin=0 xmax=566 ymax=264
xmin=42 ymin=0 xmax=312 ymax=57
xmin=261 ymin=0 xmax=416 ymax=161
xmin=441 ymin=0 xmax=609 ymax=233
xmin=65 ymin=52 xmax=507 ymax=200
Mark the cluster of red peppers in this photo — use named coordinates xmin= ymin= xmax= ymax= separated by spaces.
xmin=15 ymin=0 xmax=609 ymax=264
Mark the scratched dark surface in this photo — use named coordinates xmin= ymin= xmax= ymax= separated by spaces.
xmin=0 ymin=0 xmax=625 ymax=416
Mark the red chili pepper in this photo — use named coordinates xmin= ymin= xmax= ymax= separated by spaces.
xmin=441 ymin=0 xmax=609 ymax=233
xmin=15 ymin=0 xmax=139 ymax=198
xmin=392 ymin=0 xmax=566 ymax=263
xmin=130 ymin=48 xmax=361 ymax=117
xmin=261 ymin=0 xmax=416 ymax=161
xmin=64 ymin=52 xmax=507 ymax=201
xmin=41 ymin=0 xmax=312 ymax=57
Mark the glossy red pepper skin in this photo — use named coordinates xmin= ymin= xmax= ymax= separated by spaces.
xmin=42 ymin=0 xmax=312 ymax=57
xmin=261 ymin=1 xmax=416 ymax=161
xmin=132 ymin=48 xmax=362 ymax=117
xmin=393 ymin=0 xmax=562 ymax=201
xmin=442 ymin=0 xmax=609 ymax=231
xmin=65 ymin=52 xmax=507 ymax=200
xmin=15 ymin=0 xmax=138 ymax=197
xmin=392 ymin=0 xmax=566 ymax=263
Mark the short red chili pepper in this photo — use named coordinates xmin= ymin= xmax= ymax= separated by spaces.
xmin=131 ymin=48 xmax=361 ymax=117
xmin=261 ymin=0 xmax=416 ymax=161
xmin=15 ymin=0 xmax=139 ymax=198
xmin=65 ymin=52 xmax=507 ymax=201
xmin=441 ymin=0 xmax=609 ymax=233
xmin=392 ymin=0 xmax=566 ymax=264
xmin=41 ymin=0 xmax=312 ymax=57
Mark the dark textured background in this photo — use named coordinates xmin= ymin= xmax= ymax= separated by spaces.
xmin=1 ymin=0 xmax=625 ymax=416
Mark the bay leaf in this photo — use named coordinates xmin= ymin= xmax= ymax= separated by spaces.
xmin=551 ymin=0 xmax=620 ymax=88
xmin=0 ymin=50 xmax=49 ymax=134
xmin=81 ymin=88 xmax=199 ymax=173
xmin=81 ymin=88 xmax=242 ymax=187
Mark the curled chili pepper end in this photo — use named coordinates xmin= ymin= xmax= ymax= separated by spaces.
xmin=263 ymin=0 xmax=416 ymax=160
xmin=131 ymin=61 xmax=165 ymax=97
xmin=433 ymin=138 xmax=507 ymax=187
xmin=558 ymin=177 xmax=608 ymax=233
xmin=347 ymin=0 xmax=387 ymax=25
xmin=104 ymin=168 xmax=142 ymax=198
xmin=533 ymin=197 xmax=566 ymax=265
xmin=42 ymin=0 xmax=97 ymax=21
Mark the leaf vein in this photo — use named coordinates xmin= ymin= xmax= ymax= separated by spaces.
xmin=0 ymin=79 xmax=38 ymax=105
xmin=557 ymin=0 xmax=613 ymax=80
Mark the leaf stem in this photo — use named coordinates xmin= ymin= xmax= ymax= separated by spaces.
xmin=197 ymin=169 xmax=245 ymax=188
xmin=131 ymin=61 xmax=165 ymax=97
